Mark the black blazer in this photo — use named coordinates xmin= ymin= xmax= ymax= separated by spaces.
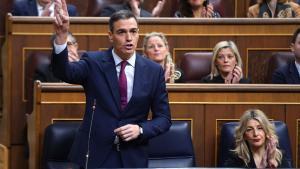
xmin=100 ymin=3 xmax=152 ymax=17
xmin=200 ymin=75 xmax=251 ymax=83
xmin=12 ymin=0 xmax=78 ymax=16
xmin=272 ymin=59 xmax=300 ymax=84
xmin=224 ymin=151 xmax=292 ymax=168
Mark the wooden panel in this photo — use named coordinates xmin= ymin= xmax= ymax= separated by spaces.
xmin=10 ymin=145 xmax=27 ymax=169
xmin=286 ymin=105 xmax=300 ymax=167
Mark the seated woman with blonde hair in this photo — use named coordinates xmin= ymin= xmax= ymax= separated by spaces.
xmin=143 ymin=32 xmax=183 ymax=83
xmin=201 ymin=41 xmax=250 ymax=83
xmin=224 ymin=109 xmax=291 ymax=168
xmin=248 ymin=0 xmax=300 ymax=18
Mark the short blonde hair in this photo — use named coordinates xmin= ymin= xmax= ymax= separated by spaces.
xmin=233 ymin=109 xmax=283 ymax=166
xmin=142 ymin=32 xmax=173 ymax=66
xmin=210 ymin=41 xmax=243 ymax=79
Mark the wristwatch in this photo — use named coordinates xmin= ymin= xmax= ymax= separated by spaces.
xmin=139 ymin=126 xmax=143 ymax=135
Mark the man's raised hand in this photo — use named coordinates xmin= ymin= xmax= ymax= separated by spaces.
xmin=53 ymin=0 xmax=69 ymax=44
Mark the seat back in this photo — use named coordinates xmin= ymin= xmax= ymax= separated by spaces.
xmin=218 ymin=121 xmax=293 ymax=167
xmin=0 ymin=144 xmax=9 ymax=169
xmin=42 ymin=121 xmax=81 ymax=169
xmin=42 ymin=121 xmax=195 ymax=168
xmin=148 ymin=121 xmax=195 ymax=167
xmin=267 ymin=52 xmax=294 ymax=83
xmin=180 ymin=52 xmax=212 ymax=83
xmin=211 ymin=0 xmax=235 ymax=17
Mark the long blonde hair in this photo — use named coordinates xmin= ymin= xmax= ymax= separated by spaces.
xmin=233 ymin=109 xmax=283 ymax=166
xmin=143 ymin=32 xmax=176 ymax=83
xmin=210 ymin=41 xmax=243 ymax=80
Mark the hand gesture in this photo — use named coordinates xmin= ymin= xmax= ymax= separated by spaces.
xmin=114 ymin=124 xmax=140 ymax=142
xmin=128 ymin=0 xmax=141 ymax=17
xmin=41 ymin=2 xmax=52 ymax=16
xmin=164 ymin=62 xmax=171 ymax=82
xmin=266 ymin=136 xmax=279 ymax=168
xmin=53 ymin=0 xmax=69 ymax=45
xmin=152 ymin=0 xmax=166 ymax=17
xmin=231 ymin=66 xmax=243 ymax=84
xmin=68 ymin=48 xmax=79 ymax=62
xmin=202 ymin=4 xmax=214 ymax=18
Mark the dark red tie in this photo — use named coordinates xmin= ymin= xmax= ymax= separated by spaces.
xmin=119 ymin=61 xmax=127 ymax=110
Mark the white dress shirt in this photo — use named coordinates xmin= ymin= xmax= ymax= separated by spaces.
xmin=37 ymin=2 xmax=54 ymax=17
xmin=53 ymin=42 xmax=135 ymax=103
xmin=112 ymin=49 xmax=135 ymax=103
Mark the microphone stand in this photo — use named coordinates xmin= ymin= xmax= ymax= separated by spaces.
xmin=85 ymin=99 xmax=96 ymax=169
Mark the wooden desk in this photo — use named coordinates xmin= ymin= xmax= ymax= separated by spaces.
xmin=28 ymin=82 xmax=300 ymax=169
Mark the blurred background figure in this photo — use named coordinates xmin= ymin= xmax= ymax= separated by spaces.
xmin=12 ymin=0 xmax=78 ymax=16
xmin=272 ymin=28 xmax=300 ymax=84
xmin=34 ymin=32 xmax=80 ymax=82
xmin=174 ymin=0 xmax=220 ymax=18
xmin=247 ymin=0 xmax=300 ymax=18
xmin=100 ymin=0 xmax=166 ymax=17
xmin=143 ymin=32 xmax=183 ymax=83
xmin=224 ymin=109 xmax=291 ymax=168
xmin=201 ymin=41 xmax=250 ymax=83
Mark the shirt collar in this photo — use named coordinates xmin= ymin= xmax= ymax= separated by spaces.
xmin=36 ymin=2 xmax=54 ymax=16
xmin=112 ymin=49 xmax=136 ymax=68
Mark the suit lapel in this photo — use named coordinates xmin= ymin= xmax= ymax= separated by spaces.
xmin=31 ymin=0 xmax=39 ymax=16
xmin=289 ymin=61 xmax=300 ymax=83
xmin=125 ymin=55 xmax=147 ymax=110
xmin=100 ymin=49 xmax=121 ymax=111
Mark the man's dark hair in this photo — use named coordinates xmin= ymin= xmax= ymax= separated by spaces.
xmin=291 ymin=28 xmax=300 ymax=44
xmin=109 ymin=10 xmax=138 ymax=32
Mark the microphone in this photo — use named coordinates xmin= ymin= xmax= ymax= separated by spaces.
xmin=85 ymin=99 xmax=96 ymax=169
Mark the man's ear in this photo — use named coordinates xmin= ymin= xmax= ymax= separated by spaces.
xmin=291 ymin=43 xmax=295 ymax=52
xmin=108 ymin=31 xmax=113 ymax=42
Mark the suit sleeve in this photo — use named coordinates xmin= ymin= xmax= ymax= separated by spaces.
xmin=11 ymin=2 xmax=22 ymax=16
xmin=67 ymin=4 xmax=79 ymax=16
xmin=139 ymin=67 xmax=172 ymax=140
xmin=51 ymin=47 xmax=89 ymax=84
xmin=272 ymin=68 xmax=287 ymax=84
xmin=100 ymin=6 xmax=116 ymax=17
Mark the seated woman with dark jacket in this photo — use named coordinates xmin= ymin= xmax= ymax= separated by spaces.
xmin=201 ymin=41 xmax=250 ymax=83
xmin=224 ymin=109 xmax=291 ymax=168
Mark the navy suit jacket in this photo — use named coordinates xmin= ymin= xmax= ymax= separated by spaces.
xmin=272 ymin=59 xmax=300 ymax=84
xmin=12 ymin=0 xmax=78 ymax=16
xmin=52 ymin=47 xmax=171 ymax=168
xmin=100 ymin=3 xmax=152 ymax=17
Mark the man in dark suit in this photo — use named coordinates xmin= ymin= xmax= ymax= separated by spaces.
xmin=272 ymin=28 xmax=300 ymax=84
xmin=52 ymin=0 xmax=171 ymax=168
xmin=12 ymin=0 xmax=78 ymax=16
xmin=100 ymin=0 xmax=166 ymax=17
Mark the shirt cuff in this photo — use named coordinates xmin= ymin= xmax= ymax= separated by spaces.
xmin=53 ymin=41 xmax=67 ymax=54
